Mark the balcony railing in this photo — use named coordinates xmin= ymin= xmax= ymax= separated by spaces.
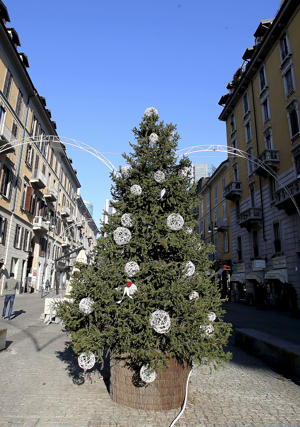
xmin=224 ymin=181 xmax=242 ymax=200
xmin=33 ymin=216 xmax=48 ymax=233
xmin=0 ymin=125 xmax=15 ymax=153
xmin=61 ymin=206 xmax=70 ymax=217
xmin=253 ymin=149 xmax=280 ymax=176
xmin=238 ymin=207 xmax=262 ymax=229
xmin=275 ymin=177 xmax=300 ymax=214
xmin=215 ymin=218 xmax=229 ymax=232
xmin=30 ymin=169 xmax=47 ymax=189
xmin=62 ymin=237 xmax=71 ymax=247
xmin=66 ymin=215 xmax=75 ymax=224
xmin=44 ymin=187 xmax=58 ymax=202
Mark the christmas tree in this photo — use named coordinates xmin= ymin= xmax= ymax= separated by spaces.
xmin=57 ymin=107 xmax=231 ymax=379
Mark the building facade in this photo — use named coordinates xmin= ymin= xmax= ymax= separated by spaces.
xmin=218 ymin=0 xmax=300 ymax=313
xmin=0 ymin=1 xmax=98 ymax=294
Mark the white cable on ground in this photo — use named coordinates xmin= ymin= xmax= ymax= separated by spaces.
xmin=169 ymin=364 xmax=194 ymax=427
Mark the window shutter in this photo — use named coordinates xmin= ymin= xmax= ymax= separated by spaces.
xmin=24 ymin=186 xmax=33 ymax=212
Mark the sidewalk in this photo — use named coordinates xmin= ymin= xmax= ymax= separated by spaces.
xmin=0 ymin=294 xmax=300 ymax=427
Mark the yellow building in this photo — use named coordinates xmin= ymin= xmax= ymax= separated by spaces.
xmin=0 ymin=1 xmax=97 ymax=294
xmin=197 ymin=160 xmax=233 ymax=299
xmin=218 ymin=0 xmax=300 ymax=313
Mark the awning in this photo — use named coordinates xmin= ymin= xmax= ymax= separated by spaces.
xmin=230 ymin=273 xmax=246 ymax=284
xmin=246 ymin=272 xmax=264 ymax=283
xmin=265 ymin=269 xmax=288 ymax=283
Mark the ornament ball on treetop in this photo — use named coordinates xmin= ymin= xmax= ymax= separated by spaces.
xmin=57 ymin=106 xmax=231 ymax=378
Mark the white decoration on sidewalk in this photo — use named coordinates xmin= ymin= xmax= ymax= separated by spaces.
xmin=113 ymin=227 xmax=132 ymax=245
xmin=130 ymin=184 xmax=142 ymax=196
xmin=160 ymin=188 xmax=166 ymax=199
xmin=121 ymin=213 xmax=133 ymax=228
xmin=78 ymin=353 xmax=96 ymax=371
xmin=140 ymin=364 xmax=157 ymax=383
xmin=167 ymin=213 xmax=184 ymax=231
xmin=121 ymin=165 xmax=132 ymax=178
xmin=116 ymin=281 xmax=137 ymax=304
xmin=124 ymin=261 xmax=140 ymax=277
xmin=149 ymin=133 xmax=159 ymax=144
xmin=189 ymin=291 xmax=199 ymax=301
xmin=79 ymin=297 xmax=94 ymax=314
xmin=200 ymin=324 xmax=214 ymax=338
xmin=144 ymin=107 xmax=158 ymax=117
xmin=149 ymin=310 xmax=171 ymax=334
xmin=207 ymin=312 xmax=216 ymax=322
xmin=154 ymin=170 xmax=165 ymax=183
xmin=182 ymin=261 xmax=195 ymax=278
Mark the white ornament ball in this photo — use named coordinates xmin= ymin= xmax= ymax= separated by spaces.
xmin=153 ymin=170 xmax=165 ymax=183
xmin=140 ymin=364 xmax=157 ymax=383
xmin=207 ymin=312 xmax=217 ymax=322
xmin=121 ymin=213 xmax=133 ymax=228
xmin=181 ymin=166 xmax=191 ymax=178
xmin=124 ymin=261 xmax=140 ymax=277
xmin=189 ymin=291 xmax=199 ymax=301
xmin=121 ymin=165 xmax=132 ymax=178
xmin=182 ymin=261 xmax=195 ymax=278
xmin=185 ymin=227 xmax=193 ymax=234
xmin=130 ymin=184 xmax=142 ymax=196
xmin=144 ymin=106 xmax=159 ymax=117
xmin=149 ymin=310 xmax=171 ymax=334
xmin=149 ymin=133 xmax=159 ymax=144
xmin=113 ymin=227 xmax=132 ymax=245
xmin=167 ymin=213 xmax=184 ymax=231
xmin=79 ymin=297 xmax=94 ymax=314
xmin=200 ymin=324 xmax=214 ymax=338
xmin=78 ymin=352 xmax=96 ymax=371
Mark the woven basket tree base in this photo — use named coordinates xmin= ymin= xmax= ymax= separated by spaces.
xmin=109 ymin=355 xmax=191 ymax=411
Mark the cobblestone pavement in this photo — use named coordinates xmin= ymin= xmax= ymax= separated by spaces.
xmin=0 ymin=294 xmax=300 ymax=427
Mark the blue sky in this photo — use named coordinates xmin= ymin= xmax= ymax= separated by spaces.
xmin=5 ymin=0 xmax=280 ymax=224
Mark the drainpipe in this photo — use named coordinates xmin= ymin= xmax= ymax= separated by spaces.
xmin=250 ymin=80 xmax=266 ymax=241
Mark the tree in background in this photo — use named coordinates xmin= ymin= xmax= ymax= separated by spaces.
xmin=57 ymin=107 xmax=231 ymax=380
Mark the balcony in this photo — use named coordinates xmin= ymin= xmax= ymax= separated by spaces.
xmin=275 ymin=177 xmax=300 ymax=214
xmin=61 ymin=206 xmax=70 ymax=217
xmin=30 ymin=169 xmax=47 ymax=189
xmin=62 ymin=237 xmax=71 ymax=247
xmin=238 ymin=207 xmax=262 ymax=229
xmin=215 ymin=219 xmax=229 ymax=232
xmin=0 ymin=125 xmax=15 ymax=153
xmin=66 ymin=215 xmax=75 ymax=224
xmin=33 ymin=216 xmax=48 ymax=233
xmin=224 ymin=181 xmax=242 ymax=200
xmin=44 ymin=187 xmax=57 ymax=202
xmin=252 ymin=149 xmax=280 ymax=176
xmin=76 ymin=220 xmax=83 ymax=228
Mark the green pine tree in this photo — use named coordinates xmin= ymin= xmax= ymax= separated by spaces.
xmin=57 ymin=107 xmax=231 ymax=374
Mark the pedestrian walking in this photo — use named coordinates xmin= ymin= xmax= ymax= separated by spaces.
xmin=1 ymin=273 xmax=18 ymax=320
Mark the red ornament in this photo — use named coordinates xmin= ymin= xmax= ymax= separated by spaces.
xmin=126 ymin=281 xmax=132 ymax=287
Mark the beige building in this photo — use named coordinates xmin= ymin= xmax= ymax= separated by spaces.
xmin=0 ymin=1 xmax=98 ymax=294
xmin=218 ymin=0 xmax=300 ymax=313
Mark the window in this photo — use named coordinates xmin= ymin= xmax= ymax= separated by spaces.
xmin=25 ymin=144 xmax=34 ymax=169
xmin=283 ymin=67 xmax=295 ymax=97
xmin=0 ymin=106 xmax=6 ymax=128
xmin=237 ymin=236 xmax=242 ymax=261
xmin=222 ymin=177 xmax=226 ymax=196
xmin=14 ymin=225 xmax=22 ymax=249
xmin=264 ymin=127 xmax=273 ymax=150
xmin=261 ymin=97 xmax=270 ymax=122
xmin=235 ymin=200 xmax=240 ymax=219
xmin=273 ymin=222 xmax=281 ymax=253
xmin=214 ymin=185 xmax=218 ymax=205
xmin=249 ymin=182 xmax=256 ymax=207
xmin=15 ymin=90 xmax=23 ymax=118
xmin=11 ymin=122 xmax=18 ymax=140
xmin=0 ymin=165 xmax=12 ymax=199
xmin=233 ymin=164 xmax=239 ymax=181
xmin=0 ymin=216 xmax=7 ymax=245
xmin=269 ymin=176 xmax=277 ymax=201
xmin=39 ymin=237 xmax=47 ymax=257
xmin=295 ymin=154 xmax=300 ymax=177
xmin=20 ymin=178 xmax=29 ymax=210
xmin=245 ymin=120 xmax=252 ymax=142
xmin=3 ymin=69 xmax=12 ymax=99
xmin=223 ymin=201 xmax=227 ymax=220
xmin=287 ymin=101 xmax=300 ymax=139
xmin=252 ymin=230 xmax=259 ymax=258
xmin=243 ymin=92 xmax=249 ymax=114
xmin=30 ymin=115 xmax=37 ymax=136
xmin=230 ymin=113 xmax=236 ymax=133
xmin=279 ymin=33 xmax=290 ymax=62
xmin=49 ymin=149 xmax=54 ymax=168
xmin=259 ymin=66 xmax=267 ymax=91
xmin=223 ymin=231 xmax=229 ymax=253
xmin=247 ymin=147 xmax=254 ymax=175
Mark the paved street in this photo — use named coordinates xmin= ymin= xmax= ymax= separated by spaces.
xmin=0 ymin=294 xmax=300 ymax=427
